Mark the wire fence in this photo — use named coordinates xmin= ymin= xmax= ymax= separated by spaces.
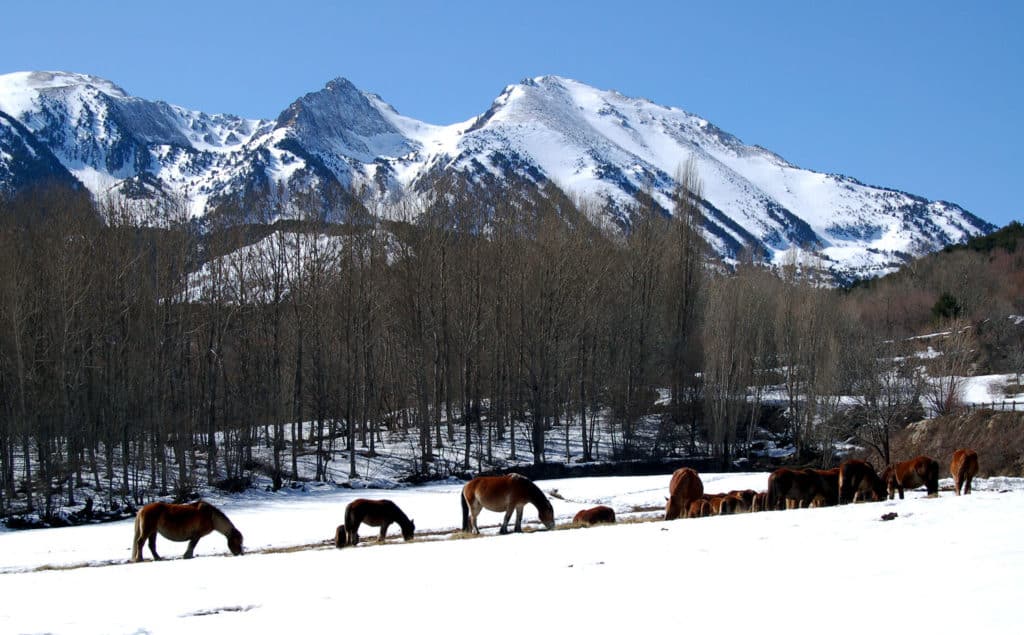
xmin=962 ymin=400 xmax=1022 ymax=413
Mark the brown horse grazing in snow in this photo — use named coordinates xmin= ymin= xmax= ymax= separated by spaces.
xmin=749 ymin=491 xmax=770 ymax=512
xmin=687 ymin=498 xmax=712 ymax=518
xmin=708 ymin=493 xmax=747 ymax=515
xmin=461 ymin=473 xmax=555 ymax=534
xmin=950 ymin=449 xmax=979 ymax=496
xmin=665 ymin=467 xmax=704 ymax=520
xmin=572 ymin=505 xmax=616 ymax=527
xmin=838 ymin=459 xmax=888 ymax=504
xmin=728 ymin=489 xmax=758 ymax=511
xmin=335 ymin=498 xmax=415 ymax=548
xmin=883 ymin=456 xmax=940 ymax=499
xmin=767 ymin=468 xmax=837 ymax=510
xmin=131 ymin=501 xmax=243 ymax=562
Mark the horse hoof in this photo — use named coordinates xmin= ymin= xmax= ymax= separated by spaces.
xmin=880 ymin=512 xmax=898 ymax=521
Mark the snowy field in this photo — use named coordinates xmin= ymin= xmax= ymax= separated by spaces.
xmin=1 ymin=472 xmax=1022 ymax=634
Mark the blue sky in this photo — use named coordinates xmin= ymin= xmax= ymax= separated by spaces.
xmin=2 ymin=1 xmax=1021 ymax=227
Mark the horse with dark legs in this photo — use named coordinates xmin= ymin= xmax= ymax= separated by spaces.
xmin=838 ymin=459 xmax=888 ymax=504
xmin=131 ymin=501 xmax=243 ymax=562
xmin=665 ymin=467 xmax=704 ymax=520
xmin=573 ymin=505 xmax=616 ymax=527
xmin=767 ymin=468 xmax=821 ymax=510
xmin=883 ymin=455 xmax=941 ymax=499
xmin=461 ymin=473 xmax=555 ymax=534
xmin=950 ymin=449 xmax=979 ymax=496
xmin=335 ymin=498 xmax=415 ymax=548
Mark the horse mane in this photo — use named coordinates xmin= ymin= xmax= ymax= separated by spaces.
xmin=516 ymin=475 xmax=552 ymax=512
xmin=391 ymin=502 xmax=415 ymax=534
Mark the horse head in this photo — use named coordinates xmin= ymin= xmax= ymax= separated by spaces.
xmin=402 ymin=519 xmax=416 ymax=541
xmin=227 ymin=528 xmax=244 ymax=555
xmin=538 ymin=501 xmax=556 ymax=530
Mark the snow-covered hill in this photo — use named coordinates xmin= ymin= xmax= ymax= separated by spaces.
xmin=0 ymin=71 xmax=995 ymax=278
xmin=0 ymin=474 xmax=1021 ymax=633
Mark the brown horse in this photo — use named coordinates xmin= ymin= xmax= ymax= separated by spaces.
xmin=728 ymin=489 xmax=758 ymax=511
xmin=838 ymin=459 xmax=888 ymax=504
xmin=950 ymin=449 xmax=979 ymax=496
xmin=883 ymin=455 xmax=940 ymax=499
xmin=572 ymin=505 xmax=616 ymax=527
xmin=461 ymin=473 xmax=555 ymax=534
xmin=335 ymin=498 xmax=415 ymax=548
xmin=131 ymin=501 xmax=243 ymax=562
xmin=749 ymin=491 xmax=769 ymax=512
xmin=687 ymin=498 xmax=712 ymax=518
xmin=665 ymin=467 xmax=704 ymax=520
xmin=766 ymin=468 xmax=834 ymax=510
xmin=707 ymin=493 xmax=746 ymax=515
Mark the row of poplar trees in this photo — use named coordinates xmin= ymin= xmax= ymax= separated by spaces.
xmin=0 ymin=164 xmax=1003 ymax=519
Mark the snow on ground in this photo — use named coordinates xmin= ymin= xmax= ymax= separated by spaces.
xmin=1 ymin=472 xmax=1022 ymax=634
xmin=961 ymin=374 xmax=1023 ymax=406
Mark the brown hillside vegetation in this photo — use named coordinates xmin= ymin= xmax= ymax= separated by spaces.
xmin=888 ymin=410 xmax=1024 ymax=476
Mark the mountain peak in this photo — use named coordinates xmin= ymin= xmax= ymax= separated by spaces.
xmin=0 ymin=71 xmax=129 ymax=100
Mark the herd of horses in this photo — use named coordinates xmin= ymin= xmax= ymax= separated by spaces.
xmin=128 ymin=448 xmax=980 ymax=562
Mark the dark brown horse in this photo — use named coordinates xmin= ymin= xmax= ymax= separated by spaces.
xmin=335 ymin=498 xmax=415 ymax=548
xmin=883 ymin=455 xmax=940 ymax=499
xmin=838 ymin=459 xmax=888 ymax=504
xmin=950 ymin=449 xmax=979 ymax=496
xmin=665 ymin=467 xmax=704 ymax=520
xmin=811 ymin=468 xmax=840 ymax=507
xmin=131 ymin=501 xmax=243 ymax=562
xmin=461 ymin=473 xmax=555 ymax=534
xmin=766 ymin=468 xmax=834 ymax=510
xmin=572 ymin=505 xmax=616 ymax=527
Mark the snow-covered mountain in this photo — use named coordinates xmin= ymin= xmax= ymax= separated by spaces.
xmin=0 ymin=70 xmax=994 ymax=278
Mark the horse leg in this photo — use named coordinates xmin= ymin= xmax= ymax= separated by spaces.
xmin=513 ymin=505 xmax=524 ymax=532
xmin=183 ymin=536 xmax=200 ymax=559
xmin=468 ymin=502 xmax=482 ymax=534
xmin=148 ymin=532 xmax=161 ymax=561
xmin=378 ymin=522 xmax=390 ymax=543
xmin=500 ymin=508 xmax=514 ymax=534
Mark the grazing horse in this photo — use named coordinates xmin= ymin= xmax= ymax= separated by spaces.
xmin=883 ymin=456 xmax=940 ymax=499
xmin=572 ymin=505 xmax=616 ymax=527
xmin=687 ymin=498 xmax=712 ymax=518
xmin=838 ymin=459 xmax=888 ymax=504
xmin=461 ymin=473 xmax=555 ymax=534
xmin=710 ymin=493 xmax=746 ymax=515
xmin=950 ymin=449 xmax=979 ymax=496
xmin=131 ymin=501 xmax=243 ymax=562
xmin=767 ymin=468 xmax=832 ymax=510
xmin=750 ymin=491 xmax=770 ymax=512
xmin=335 ymin=498 xmax=415 ymax=548
xmin=665 ymin=467 xmax=704 ymax=520
xmin=728 ymin=489 xmax=758 ymax=511
xmin=811 ymin=468 xmax=840 ymax=507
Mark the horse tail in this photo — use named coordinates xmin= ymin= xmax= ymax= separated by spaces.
xmin=927 ymin=458 xmax=940 ymax=495
xmin=335 ymin=525 xmax=347 ymax=549
xmin=766 ymin=473 xmax=778 ymax=511
xmin=131 ymin=510 xmax=142 ymax=561
xmin=460 ymin=488 xmax=470 ymax=532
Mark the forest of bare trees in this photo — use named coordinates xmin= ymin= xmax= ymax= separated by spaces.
xmin=0 ymin=175 xmax=1021 ymax=521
